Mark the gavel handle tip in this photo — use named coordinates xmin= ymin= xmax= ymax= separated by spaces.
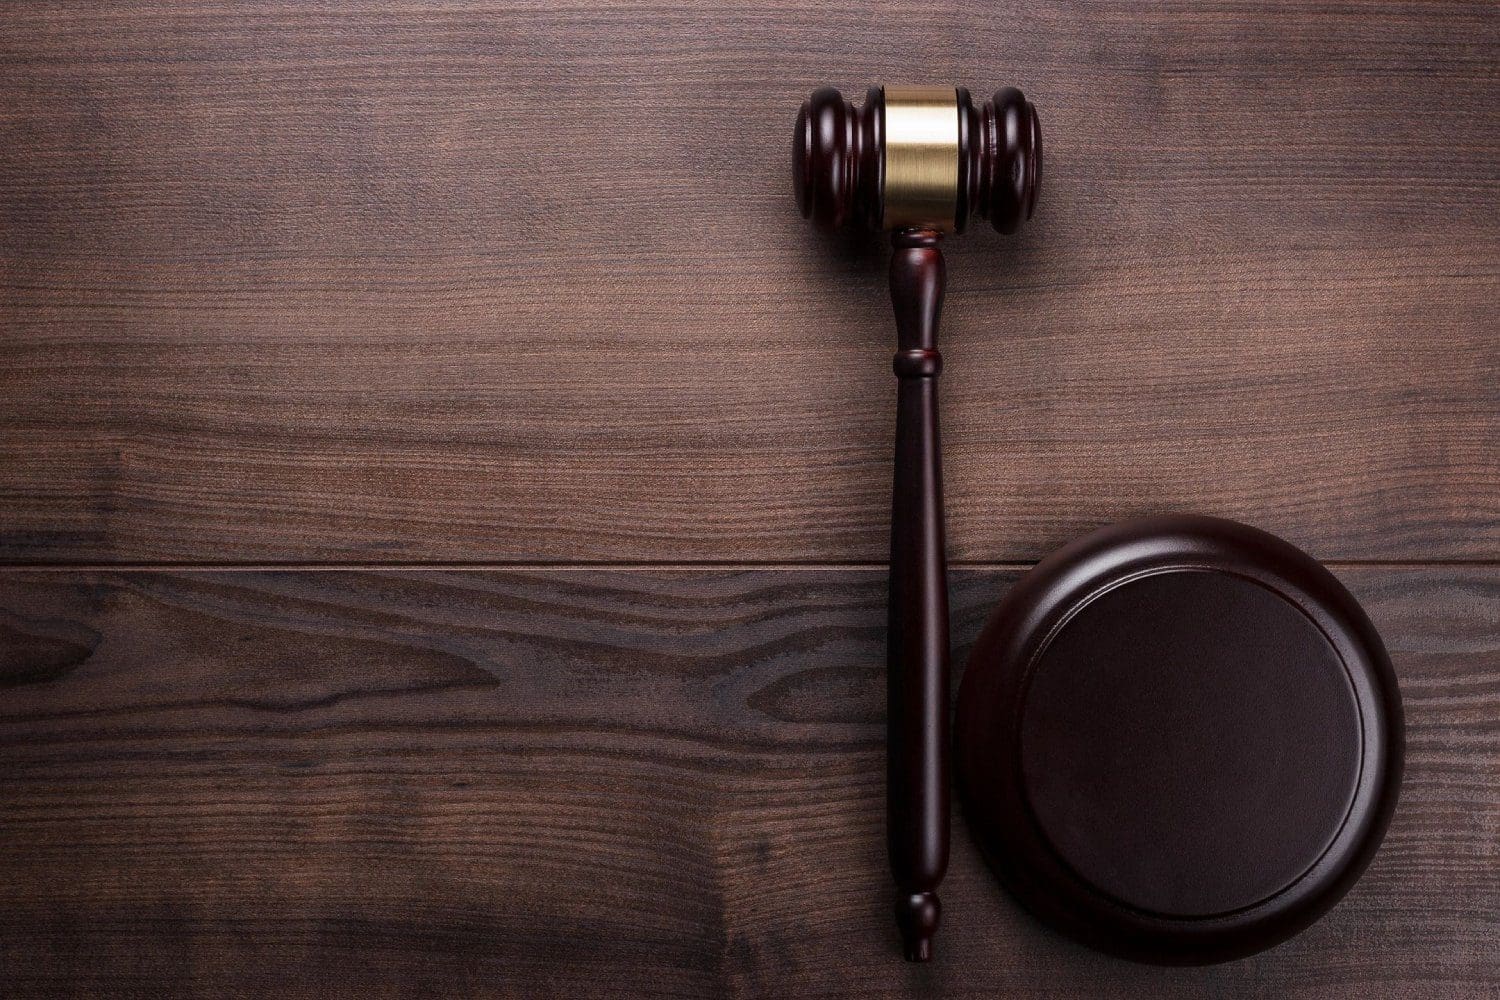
xmin=896 ymin=891 xmax=940 ymax=962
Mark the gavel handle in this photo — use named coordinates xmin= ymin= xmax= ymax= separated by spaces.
xmin=886 ymin=227 xmax=949 ymax=962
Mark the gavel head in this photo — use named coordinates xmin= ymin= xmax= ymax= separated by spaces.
xmin=793 ymin=85 xmax=1041 ymax=235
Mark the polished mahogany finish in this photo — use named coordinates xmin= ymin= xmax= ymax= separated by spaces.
xmin=886 ymin=228 xmax=949 ymax=961
xmin=793 ymin=86 xmax=1040 ymax=233
xmin=955 ymin=515 xmax=1405 ymax=964
xmin=792 ymin=84 xmax=1042 ymax=961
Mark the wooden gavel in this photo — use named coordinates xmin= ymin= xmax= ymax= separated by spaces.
xmin=793 ymin=85 xmax=1041 ymax=962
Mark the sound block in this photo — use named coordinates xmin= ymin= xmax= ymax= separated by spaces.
xmin=955 ymin=515 xmax=1403 ymax=963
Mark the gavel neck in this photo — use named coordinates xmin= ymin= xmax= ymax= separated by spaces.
xmin=889 ymin=228 xmax=946 ymax=356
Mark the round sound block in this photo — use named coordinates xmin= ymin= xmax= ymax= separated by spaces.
xmin=955 ymin=515 xmax=1403 ymax=964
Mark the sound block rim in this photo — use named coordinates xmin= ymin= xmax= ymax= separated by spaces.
xmin=954 ymin=515 xmax=1404 ymax=964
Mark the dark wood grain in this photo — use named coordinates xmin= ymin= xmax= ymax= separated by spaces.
xmin=1 ymin=2 xmax=1497 ymax=563
xmin=1 ymin=566 xmax=1494 ymax=997
xmin=1 ymin=4 xmax=1495 ymax=994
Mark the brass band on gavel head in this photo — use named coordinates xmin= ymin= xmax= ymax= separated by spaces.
xmin=880 ymin=86 xmax=961 ymax=232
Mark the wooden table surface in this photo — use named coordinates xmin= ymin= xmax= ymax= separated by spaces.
xmin=2 ymin=2 xmax=1496 ymax=997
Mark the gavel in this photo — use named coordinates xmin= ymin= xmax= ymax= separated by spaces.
xmin=793 ymin=85 xmax=1041 ymax=961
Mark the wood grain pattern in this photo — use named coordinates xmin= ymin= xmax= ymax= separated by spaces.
xmin=2 ymin=4 xmax=1495 ymax=995
xmin=1 ymin=567 xmax=1495 ymax=997
xmin=1 ymin=2 xmax=1497 ymax=563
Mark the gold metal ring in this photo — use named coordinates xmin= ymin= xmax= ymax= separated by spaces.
xmin=882 ymin=86 xmax=959 ymax=231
